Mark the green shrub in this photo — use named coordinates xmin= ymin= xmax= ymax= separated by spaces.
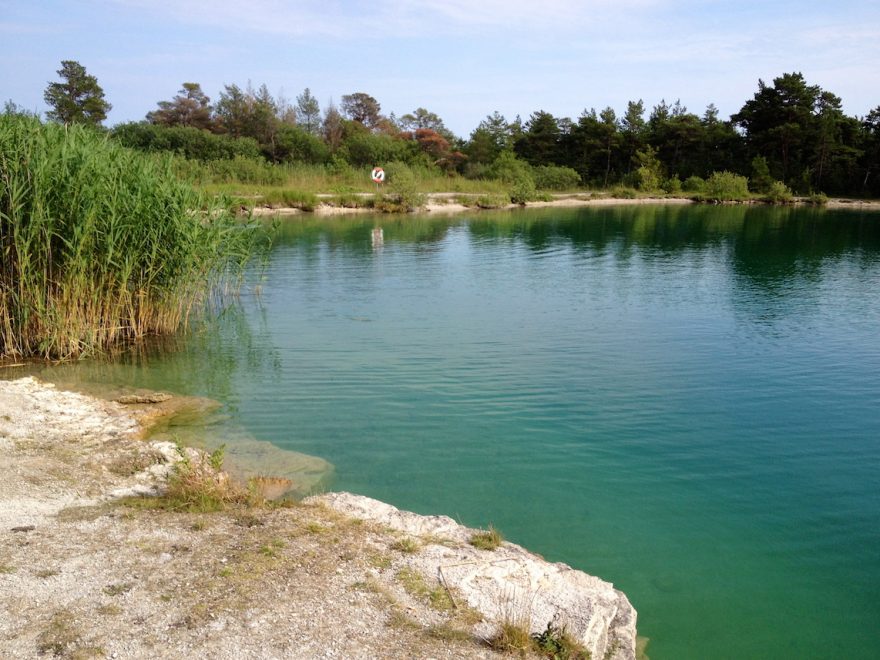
xmin=0 ymin=115 xmax=254 ymax=359
xmin=475 ymin=194 xmax=510 ymax=209
xmin=489 ymin=152 xmax=537 ymax=204
xmin=375 ymin=160 xmax=425 ymax=212
xmin=509 ymin=176 xmax=537 ymax=204
xmin=111 ymin=122 xmax=261 ymax=161
xmin=462 ymin=162 xmax=491 ymax=180
xmin=610 ymin=186 xmax=639 ymax=199
xmin=275 ymin=125 xmax=330 ymax=165
xmin=532 ymin=165 xmax=581 ymax=190
xmin=633 ymin=165 xmax=661 ymax=192
xmin=807 ymin=192 xmax=829 ymax=205
xmin=632 ymin=146 xmax=664 ymax=192
xmin=703 ymin=171 xmax=750 ymax=201
xmin=682 ymin=175 xmax=706 ymax=193
xmin=749 ymin=156 xmax=775 ymax=194
xmin=762 ymin=180 xmax=793 ymax=203
xmin=664 ymin=176 xmax=683 ymax=194
xmin=490 ymin=152 xmax=530 ymax=182
xmin=343 ymin=131 xmax=417 ymax=168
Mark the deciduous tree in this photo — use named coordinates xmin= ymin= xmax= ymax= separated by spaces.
xmin=399 ymin=107 xmax=454 ymax=142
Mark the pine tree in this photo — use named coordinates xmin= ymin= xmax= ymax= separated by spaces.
xmin=44 ymin=60 xmax=111 ymax=126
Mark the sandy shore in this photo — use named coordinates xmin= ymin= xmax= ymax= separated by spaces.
xmin=0 ymin=377 xmax=639 ymax=660
xmin=249 ymin=193 xmax=696 ymax=218
xmin=825 ymin=198 xmax=880 ymax=210
xmin=249 ymin=193 xmax=880 ymax=219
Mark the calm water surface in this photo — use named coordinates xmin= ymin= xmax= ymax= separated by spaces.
xmin=28 ymin=204 xmax=880 ymax=659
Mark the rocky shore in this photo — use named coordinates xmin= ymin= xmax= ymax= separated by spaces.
xmin=0 ymin=377 xmax=638 ymax=659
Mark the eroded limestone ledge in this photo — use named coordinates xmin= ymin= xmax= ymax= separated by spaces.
xmin=313 ymin=492 xmax=637 ymax=660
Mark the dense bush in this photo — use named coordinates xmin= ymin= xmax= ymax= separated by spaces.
xmin=275 ymin=125 xmax=329 ymax=165
xmin=632 ymin=165 xmax=661 ymax=192
xmin=610 ymin=186 xmax=639 ymax=199
xmin=490 ymin=151 xmax=537 ymax=203
xmin=762 ymin=180 xmax=793 ymax=203
xmin=664 ymin=176 xmax=683 ymax=194
xmin=462 ymin=161 xmax=491 ymax=180
xmin=703 ymin=171 xmax=751 ymax=201
xmin=749 ymin=156 xmax=775 ymax=194
xmin=532 ymin=165 xmax=581 ymax=190
xmin=376 ymin=161 xmax=425 ymax=212
xmin=342 ymin=131 xmax=416 ymax=167
xmin=682 ymin=176 xmax=706 ymax=193
xmin=111 ymin=122 xmax=261 ymax=161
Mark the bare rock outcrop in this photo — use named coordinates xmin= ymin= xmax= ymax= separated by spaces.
xmin=314 ymin=492 xmax=638 ymax=660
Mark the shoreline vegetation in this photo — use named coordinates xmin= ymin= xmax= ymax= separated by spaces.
xmin=0 ymin=376 xmax=641 ymax=659
xmin=0 ymin=115 xmax=256 ymax=360
xmin=1 ymin=112 xmax=876 ymax=362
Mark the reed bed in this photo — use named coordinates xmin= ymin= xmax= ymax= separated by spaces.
xmin=0 ymin=115 xmax=254 ymax=359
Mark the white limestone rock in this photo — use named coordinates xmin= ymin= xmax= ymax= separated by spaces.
xmin=312 ymin=491 xmax=638 ymax=660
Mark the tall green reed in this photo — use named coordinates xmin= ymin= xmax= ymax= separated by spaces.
xmin=0 ymin=115 xmax=255 ymax=359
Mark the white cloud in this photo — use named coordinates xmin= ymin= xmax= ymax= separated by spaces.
xmin=106 ymin=0 xmax=664 ymax=38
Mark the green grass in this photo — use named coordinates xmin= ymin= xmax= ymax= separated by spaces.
xmin=391 ymin=537 xmax=420 ymax=554
xmin=121 ymin=446 xmax=261 ymax=513
xmin=0 ymin=115 xmax=255 ymax=359
xmin=469 ymin=525 xmax=504 ymax=551
xmin=532 ymin=622 xmax=591 ymax=659
xmin=396 ymin=567 xmax=455 ymax=612
xmin=197 ymin=161 xmax=511 ymax=206
xmin=489 ymin=621 xmax=534 ymax=654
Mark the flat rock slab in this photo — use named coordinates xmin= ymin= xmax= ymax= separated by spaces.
xmin=314 ymin=492 xmax=638 ymax=660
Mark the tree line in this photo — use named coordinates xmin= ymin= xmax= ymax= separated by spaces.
xmin=22 ymin=61 xmax=880 ymax=197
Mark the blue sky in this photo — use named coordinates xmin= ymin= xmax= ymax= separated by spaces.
xmin=2 ymin=0 xmax=877 ymax=137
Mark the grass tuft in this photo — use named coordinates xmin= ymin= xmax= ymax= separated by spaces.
xmin=391 ymin=537 xmax=420 ymax=554
xmin=533 ymin=622 xmax=591 ymax=659
xmin=121 ymin=445 xmax=262 ymax=513
xmin=469 ymin=525 xmax=504 ymax=551
xmin=489 ymin=621 xmax=534 ymax=654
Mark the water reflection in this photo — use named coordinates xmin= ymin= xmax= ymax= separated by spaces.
xmin=263 ymin=205 xmax=880 ymax=331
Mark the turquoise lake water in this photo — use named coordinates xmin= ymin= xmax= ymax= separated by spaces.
xmin=23 ymin=204 xmax=880 ymax=658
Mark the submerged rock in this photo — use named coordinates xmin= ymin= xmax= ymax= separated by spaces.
xmin=312 ymin=492 xmax=638 ymax=660
xmin=115 ymin=392 xmax=173 ymax=404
